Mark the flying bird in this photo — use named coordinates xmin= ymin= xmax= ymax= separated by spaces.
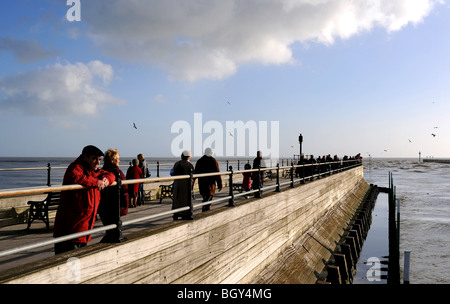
xmin=431 ymin=133 xmax=436 ymax=137
xmin=408 ymin=139 xmax=412 ymax=143
xmin=229 ymin=132 xmax=233 ymax=137
xmin=133 ymin=123 xmax=137 ymax=129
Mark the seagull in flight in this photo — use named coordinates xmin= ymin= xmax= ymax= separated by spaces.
xmin=133 ymin=122 xmax=137 ymax=129
xmin=431 ymin=133 xmax=436 ymax=137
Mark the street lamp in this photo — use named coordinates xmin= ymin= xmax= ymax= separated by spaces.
xmin=298 ymin=133 xmax=303 ymax=158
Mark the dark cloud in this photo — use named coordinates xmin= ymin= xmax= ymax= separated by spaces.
xmin=0 ymin=35 xmax=60 ymax=63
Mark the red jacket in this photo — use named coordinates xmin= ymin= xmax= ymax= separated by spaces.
xmin=126 ymin=165 xmax=142 ymax=195
xmin=53 ymin=156 xmax=116 ymax=243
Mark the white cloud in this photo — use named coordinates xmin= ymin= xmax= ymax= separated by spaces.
xmin=81 ymin=0 xmax=439 ymax=82
xmin=0 ymin=61 xmax=123 ymax=117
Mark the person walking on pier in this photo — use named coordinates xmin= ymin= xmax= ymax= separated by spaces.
xmin=252 ymin=151 xmax=266 ymax=198
xmin=53 ymin=145 xmax=116 ymax=255
xmin=195 ymin=148 xmax=222 ymax=212
xmin=171 ymin=150 xmax=195 ymax=220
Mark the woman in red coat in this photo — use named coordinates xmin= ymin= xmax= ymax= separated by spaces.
xmin=126 ymin=158 xmax=142 ymax=208
xmin=53 ymin=145 xmax=115 ymax=255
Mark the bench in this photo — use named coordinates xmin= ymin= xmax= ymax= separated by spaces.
xmin=159 ymin=182 xmax=196 ymax=204
xmin=159 ymin=183 xmax=174 ymax=204
xmin=27 ymin=191 xmax=61 ymax=230
xmin=232 ymin=183 xmax=244 ymax=193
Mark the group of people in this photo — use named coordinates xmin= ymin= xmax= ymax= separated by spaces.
xmin=126 ymin=154 xmax=151 ymax=208
xmin=170 ymin=149 xmax=268 ymax=219
xmin=52 ymin=146 xmax=151 ymax=254
xmin=295 ymin=153 xmax=362 ymax=180
xmin=170 ymin=148 xmax=223 ymax=220
xmin=51 ymin=144 xmax=272 ymax=255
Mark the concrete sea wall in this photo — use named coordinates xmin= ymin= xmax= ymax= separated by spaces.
xmin=0 ymin=166 xmax=368 ymax=284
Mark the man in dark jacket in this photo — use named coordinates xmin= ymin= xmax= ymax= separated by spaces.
xmin=195 ymin=148 xmax=222 ymax=212
xmin=53 ymin=145 xmax=115 ymax=255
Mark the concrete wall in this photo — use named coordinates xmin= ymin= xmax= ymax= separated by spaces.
xmin=0 ymin=166 xmax=368 ymax=284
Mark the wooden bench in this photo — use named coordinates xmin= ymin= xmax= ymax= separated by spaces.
xmin=27 ymin=191 xmax=61 ymax=230
xmin=159 ymin=184 xmax=174 ymax=204
xmin=159 ymin=183 xmax=196 ymax=204
xmin=232 ymin=183 xmax=244 ymax=193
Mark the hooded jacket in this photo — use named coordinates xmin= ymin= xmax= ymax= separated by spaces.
xmin=53 ymin=156 xmax=116 ymax=243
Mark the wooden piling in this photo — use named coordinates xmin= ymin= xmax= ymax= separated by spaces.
xmin=334 ymin=254 xmax=349 ymax=283
xmin=326 ymin=265 xmax=341 ymax=284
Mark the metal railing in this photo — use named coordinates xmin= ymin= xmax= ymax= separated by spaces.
xmin=0 ymin=160 xmax=362 ymax=259
xmin=0 ymin=158 xmax=299 ymax=187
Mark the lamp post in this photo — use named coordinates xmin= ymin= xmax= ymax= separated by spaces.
xmin=298 ymin=134 xmax=303 ymax=158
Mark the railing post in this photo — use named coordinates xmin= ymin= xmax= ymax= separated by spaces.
xmin=258 ymin=166 xmax=262 ymax=198
xmin=276 ymin=164 xmax=280 ymax=192
xmin=157 ymin=161 xmax=160 ymax=177
xmin=47 ymin=163 xmax=51 ymax=187
xmin=228 ymin=166 xmax=235 ymax=206
xmin=100 ymin=179 xmax=127 ymax=243
xmin=290 ymin=162 xmax=294 ymax=188
xmin=301 ymin=162 xmax=305 ymax=184
xmin=188 ymin=172 xmax=194 ymax=219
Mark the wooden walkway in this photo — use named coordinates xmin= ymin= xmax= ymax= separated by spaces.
xmin=0 ymin=177 xmax=282 ymax=273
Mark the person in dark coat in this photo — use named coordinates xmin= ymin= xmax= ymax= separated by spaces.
xmin=252 ymin=151 xmax=266 ymax=198
xmin=308 ymin=154 xmax=316 ymax=181
xmin=98 ymin=149 xmax=129 ymax=243
xmin=126 ymin=159 xmax=142 ymax=208
xmin=195 ymin=148 xmax=222 ymax=212
xmin=296 ymin=153 xmax=306 ymax=183
xmin=171 ymin=150 xmax=195 ymax=220
xmin=137 ymin=153 xmax=150 ymax=206
xmin=53 ymin=145 xmax=115 ymax=255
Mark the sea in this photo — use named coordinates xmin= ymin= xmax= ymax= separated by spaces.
xmin=0 ymin=156 xmax=449 ymax=284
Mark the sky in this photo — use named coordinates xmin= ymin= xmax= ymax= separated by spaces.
xmin=1 ymin=0 xmax=450 ymax=160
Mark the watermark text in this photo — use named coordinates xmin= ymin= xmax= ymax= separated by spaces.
xmin=66 ymin=0 xmax=81 ymax=22
xmin=171 ymin=113 xmax=279 ymax=159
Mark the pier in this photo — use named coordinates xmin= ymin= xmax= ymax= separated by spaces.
xmin=422 ymin=158 xmax=450 ymax=164
xmin=0 ymin=160 xmax=386 ymax=284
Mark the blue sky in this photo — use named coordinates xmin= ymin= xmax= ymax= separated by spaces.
xmin=1 ymin=0 xmax=450 ymax=159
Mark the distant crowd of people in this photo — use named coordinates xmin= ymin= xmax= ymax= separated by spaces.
xmin=295 ymin=153 xmax=362 ymax=180
xmin=52 ymin=144 xmax=361 ymax=255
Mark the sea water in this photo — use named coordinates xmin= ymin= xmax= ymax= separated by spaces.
xmin=362 ymin=158 xmax=450 ymax=284
xmin=0 ymin=157 xmax=448 ymax=283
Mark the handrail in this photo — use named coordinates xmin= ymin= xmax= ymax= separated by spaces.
xmin=0 ymin=160 xmax=360 ymax=198
xmin=0 ymin=160 xmax=362 ymax=259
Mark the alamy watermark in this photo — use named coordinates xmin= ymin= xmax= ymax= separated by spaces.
xmin=171 ymin=113 xmax=279 ymax=159
xmin=365 ymin=257 xmax=382 ymax=282
xmin=66 ymin=0 xmax=81 ymax=22
xmin=66 ymin=257 xmax=81 ymax=282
